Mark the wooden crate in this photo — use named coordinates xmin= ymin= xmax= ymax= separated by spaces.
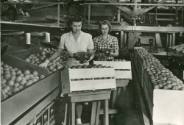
xmin=94 ymin=61 xmax=132 ymax=80
xmin=61 ymin=66 xmax=116 ymax=94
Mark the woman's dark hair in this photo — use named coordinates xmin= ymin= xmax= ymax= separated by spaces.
xmin=99 ymin=20 xmax=112 ymax=32
xmin=68 ymin=16 xmax=83 ymax=26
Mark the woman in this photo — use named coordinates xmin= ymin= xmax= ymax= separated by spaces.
xmin=93 ymin=20 xmax=119 ymax=60
xmin=93 ymin=20 xmax=120 ymax=108
xmin=40 ymin=16 xmax=94 ymax=125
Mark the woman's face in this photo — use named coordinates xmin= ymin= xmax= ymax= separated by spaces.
xmin=101 ymin=24 xmax=109 ymax=35
xmin=71 ymin=21 xmax=82 ymax=33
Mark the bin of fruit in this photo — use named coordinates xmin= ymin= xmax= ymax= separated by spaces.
xmin=133 ymin=47 xmax=184 ymax=125
xmin=134 ymin=47 xmax=184 ymax=90
xmin=10 ymin=46 xmax=66 ymax=73
xmin=1 ymin=54 xmax=60 ymax=125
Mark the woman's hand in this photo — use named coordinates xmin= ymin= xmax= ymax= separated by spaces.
xmin=39 ymin=60 xmax=49 ymax=68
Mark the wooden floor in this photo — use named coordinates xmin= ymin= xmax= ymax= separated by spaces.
xmin=54 ymin=82 xmax=144 ymax=125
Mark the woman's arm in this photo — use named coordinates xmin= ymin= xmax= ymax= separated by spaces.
xmin=110 ymin=36 xmax=119 ymax=57
xmin=88 ymin=49 xmax=95 ymax=61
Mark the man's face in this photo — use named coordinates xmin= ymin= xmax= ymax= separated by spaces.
xmin=71 ymin=21 xmax=82 ymax=33
xmin=101 ymin=24 xmax=109 ymax=35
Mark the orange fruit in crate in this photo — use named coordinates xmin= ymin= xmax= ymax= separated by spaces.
xmin=24 ymin=70 xmax=31 ymax=75
xmin=33 ymin=71 xmax=39 ymax=76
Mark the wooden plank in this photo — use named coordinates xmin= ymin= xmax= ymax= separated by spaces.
xmin=155 ymin=33 xmax=162 ymax=48
xmin=13 ymin=89 xmax=58 ymax=125
xmin=156 ymin=18 xmax=175 ymax=21
xmin=81 ymin=3 xmax=184 ymax=7
xmin=104 ymin=99 xmax=109 ymax=125
xmin=149 ymin=13 xmax=176 ymax=16
xmin=70 ymin=79 xmax=116 ymax=92
xmin=69 ymin=68 xmax=115 ymax=79
xmin=71 ymin=102 xmax=75 ymax=125
xmin=123 ymin=26 xmax=184 ymax=33
xmin=31 ymin=3 xmax=58 ymax=10
xmin=84 ymin=25 xmax=184 ymax=33
xmin=1 ymin=21 xmax=60 ymax=28
xmin=2 ymin=1 xmax=64 ymax=5
xmin=120 ymin=31 xmax=124 ymax=48
xmin=63 ymin=103 xmax=68 ymax=125
xmin=57 ymin=3 xmax=60 ymax=27
xmin=117 ymin=8 xmax=121 ymax=23
xmin=91 ymin=102 xmax=97 ymax=125
xmin=100 ymin=109 xmax=118 ymax=115
xmin=70 ymin=92 xmax=111 ymax=102
xmin=95 ymin=102 xmax=101 ymax=125
xmin=88 ymin=4 xmax=91 ymax=25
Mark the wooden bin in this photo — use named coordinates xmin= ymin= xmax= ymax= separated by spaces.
xmin=1 ymin=54 xmax=60 ymax=125
xmin=61 ymin=66 xmax=116 ymax=94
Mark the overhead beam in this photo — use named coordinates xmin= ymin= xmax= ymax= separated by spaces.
xmin=84 ymin=24 xmax=184 ymax=33
xmin=81 ymin=3 xmax=184 ymax=7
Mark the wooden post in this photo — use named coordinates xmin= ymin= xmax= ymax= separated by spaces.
xmin=172 ymin=33 xmax=175 ymax=46
xmin=63 ymin=103 xmax=68 ymax=125
xmin=71 ymin=102 xmax=75 ymax=125
xmin=88 ymin=4 xmax=91 ymax=25
xmin=57 ymin=3 xmax=60 ymax=27
xmin=182 ymin=7 xmax=184 ymax=26
xmin=120 ymin=31 xmax=124 ymax=48
xmin=26 ymin=33 xmax=31 ymax=45
xmin=95 ymin=101 xmax=101 ymax=125
xmin=104 ymin=100 xmax=109 ymax=125
xmin=91 ymin=102 xmax=97 ymax=125
xmin=117 ymin=8 xmax=121 ymax=23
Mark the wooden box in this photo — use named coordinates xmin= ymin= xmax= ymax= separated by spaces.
xmin=61 ymin=65 xmax=116 ymax=94
xmin=94 ymin=61 xmax=132 ymax=80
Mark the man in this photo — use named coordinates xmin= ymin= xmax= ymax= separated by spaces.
xmin=40 ymin=16 xmax=94 ymax=124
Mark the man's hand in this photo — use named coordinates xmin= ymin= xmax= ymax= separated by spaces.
xmin=39 ymin=60 xmax=49 ymax=68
